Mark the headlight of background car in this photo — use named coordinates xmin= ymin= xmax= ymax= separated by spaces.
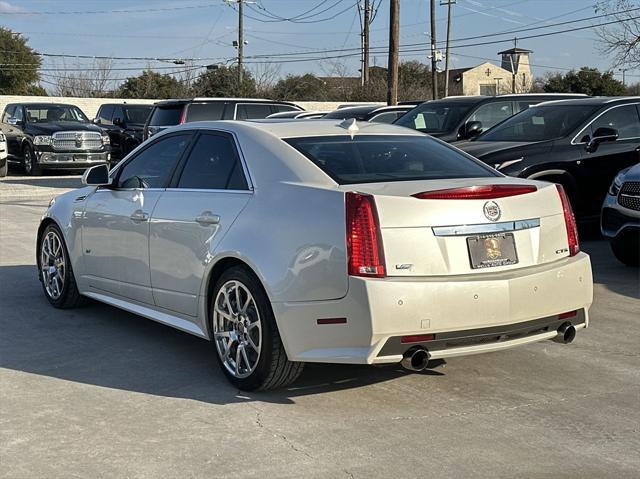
xmin=608 ymin=172 xmax=624 ymax=196
xmin=101 ymin=134 xmax=110 ymax=145
xmin=33 ymin=135 xmax=53 ymax=146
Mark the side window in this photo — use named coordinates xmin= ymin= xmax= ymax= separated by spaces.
xmin=98 ymin=105 xmax=114 ymax=124
xmin=590 ymin=105 xmax=640 ymax=140
xmin=112 ymin=105 xmax=124 ymax=123
xmin=2 ymin=106 xmax=15 ymax=123
xmin=186 ymin=103 xmax=224 ymax=121
xmin=272 ymin=104 xmax=298 ymax=114
xmin=516 ymin=101 xmax=538 ymax=112
xmin=117 ymin=133 xmax=191 ymax=189
xmin=13 ymin=106 xmax=24 ymax=122
xmin=468 ymin=101 xmax=514 ymax=131
xmin=370 ymin=111 xmax=402 ymax=124
xmin=235 ymin=104 xmax=274 ymax=120
xmin=177 ymin=133 xmax=248 ymax=190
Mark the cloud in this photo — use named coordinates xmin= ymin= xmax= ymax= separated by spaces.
xmin=0 ymin=1 xmax=26 ymax=13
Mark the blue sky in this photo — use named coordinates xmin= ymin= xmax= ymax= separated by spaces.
xmin=0 ymin=0 xmax=632 ymax=90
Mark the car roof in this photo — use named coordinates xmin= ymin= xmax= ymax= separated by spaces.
xmin=100 ymin=103 xmax=152 ymax=108
xmin=15 ymin=103 xmax=79 ymax=108
xmin=423 ymin=93 xmax=588 ymax=105
xmin=153 ymin=98 xmax=299 ymax=107
xmin=323 ymin=105 xmax=383 ymax=118
xmin=535 ymin=96 xmax=640 ymax=107
xmin=168 ymin=118 xmax=425 ymax=139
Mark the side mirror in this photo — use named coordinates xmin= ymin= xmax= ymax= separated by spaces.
xmin=113 ymin=117 xmax=124 ymax=127
xmin=586 ymin=127 xmax=618 ymax=152
xmin=7 ymin=117 xmax=23 ymax=126
xmin=462 ymin=121 xmax=483 ymax=140
xmin=82 ymin=164 xmax=111 ymax=186
xmin=93 ymin=118 xmax=101 ymax=124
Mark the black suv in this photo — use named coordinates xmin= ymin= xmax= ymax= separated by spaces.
xmin=94 ymin=103 xmax=152 ymax=162
xmin=394 ymin=94 xmax=587 ymax=142
xmin=1 ymin=103 xmax=110 ymax=175
xmin=455 ymin=97 xmax=640 ymax=219
xmin=144 ymin=98 xmax=302 ymax=140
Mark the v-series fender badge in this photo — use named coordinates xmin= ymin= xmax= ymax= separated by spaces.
xmin=556 ymin=248 xmax=569 ymax=254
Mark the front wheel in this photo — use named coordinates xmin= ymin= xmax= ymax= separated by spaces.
xmin=211 ymin=266 xmax=303 ymax=390
xmin=23 ymin=145 xmax=42 ymax=176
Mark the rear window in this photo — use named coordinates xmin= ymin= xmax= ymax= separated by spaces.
xmin=285 ymin=135 xmax=497 ymax=184
xmin=186 ymin=102 xmax=225 ymax=122
xmin=148 ymin=105 xmax=184 ymax=126
xmin=235 ymin=103 xmax=274 ymax=120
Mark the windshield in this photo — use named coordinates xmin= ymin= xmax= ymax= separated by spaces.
xmin=25 ymin=105 xmax=89 ymax=123
xmin=124 ymin=106 xmax=152 ymax=124
xmin=477 ymin=104 xmax=598 ymax=142
xmin=395 ymin=102 xmax=475 ymax=133
xmin=285 ymin=135 xmax=497 ymax=185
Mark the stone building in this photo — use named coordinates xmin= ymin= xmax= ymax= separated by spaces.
xmin=448 ymin=47 xmax=533 ymax=96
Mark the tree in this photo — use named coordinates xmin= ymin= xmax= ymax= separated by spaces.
xmin=0 ymin=28 xmax=42 ymax=95
xmin=272 ymin=74 xmax=326 ymax=101
xmin=52 ymin=59 xmax=115 ymax=97
xmin=117 ymin=70 xmax=187 ymax=99
xmin=595 ymin=0 xmax=640 ymax=69
xmin=542 ymin=68 xmax=626 ymax=96
xmin=191 ymin=66 xmax=256 ymax=97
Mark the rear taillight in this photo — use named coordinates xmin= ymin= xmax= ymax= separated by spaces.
xmin=412 ymin=184 xmax=537 ymax=200
xmin=556 ymin=184 xmax=579 ymax=257
xmin=178 ymin=106 xmax=187 ymax=124
xmin=346 ymin=192 xmax=385 ymax=278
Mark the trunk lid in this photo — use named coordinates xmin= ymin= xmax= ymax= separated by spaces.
xmin=339 ymin=178 xmax=569 ymax=276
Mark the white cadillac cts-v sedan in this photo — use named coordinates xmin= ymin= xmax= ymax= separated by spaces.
xmin=37 ymin=120 xmax=593 ymax=390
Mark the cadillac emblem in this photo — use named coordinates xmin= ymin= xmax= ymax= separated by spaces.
xmin=75 ymin=133 xmax=83 ymax=148
xmin=483 ymin=201 xmax=501 ymax=222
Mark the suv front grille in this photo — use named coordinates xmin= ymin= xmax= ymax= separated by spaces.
xmin=52 ymin=131 xmax=103 ymax=151
xmin=618 ymin=181 xmax=640 ymax=211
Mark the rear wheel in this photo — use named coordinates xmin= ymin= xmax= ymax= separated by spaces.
xmin=23 ymin=144 xmax=42 ymax=176
xmin=611 ymin=236 xmax=639 ymax=266
xmin=39 ymin=224 xmax=85 ymax=308
xmin=211 ymin=266 xmax=303 ymax=390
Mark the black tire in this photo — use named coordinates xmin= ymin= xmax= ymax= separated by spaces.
xmin=0 ymin=160 xmax=7 ymax=177
xmin=23 ymin=144 xmax=42 ymax=176
xmin=611 ymin=237 xmax=639 ymax=267
xmin=38 ymin=223 xmax=85 ymax=308
xmin=210 ymin=265 xmax=303 ymax=391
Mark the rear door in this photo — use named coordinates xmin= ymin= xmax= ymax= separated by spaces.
xmin=81 ymin=132 xmax=192 ymax=304
xmin=149 ymin=131 xmax=251 ymax=317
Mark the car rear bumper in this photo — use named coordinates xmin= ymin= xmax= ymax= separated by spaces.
xmin=272 ymin=252 xmax=593 ymax=364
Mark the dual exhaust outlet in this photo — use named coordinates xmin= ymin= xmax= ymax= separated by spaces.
xmin=400 ymin=322 xmax=577 ymax=372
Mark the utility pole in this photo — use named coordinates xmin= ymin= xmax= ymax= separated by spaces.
xmin=620 ymin=68 xmax=628 ymax=86
xmin=238 ymin=0 xmax=244 ymax=87
xmin=441 ymin=0 xmax=455 ymax=97
xmin=387 ymin=0 xmax=399 ymax=105
xmin=363 ymin=0 xmax=370 ymax=86
xmin=430 ymin=0 xmax=438 ymax=100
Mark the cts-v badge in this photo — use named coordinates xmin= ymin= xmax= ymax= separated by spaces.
xmin=483 ymin=201 xmax=501 ymax=222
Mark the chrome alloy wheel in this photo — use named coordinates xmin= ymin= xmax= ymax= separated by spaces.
xmin=41 ymin=230 xmax=65 ymax=300
xmin=213 ymin=280 xmax=262 ymax=378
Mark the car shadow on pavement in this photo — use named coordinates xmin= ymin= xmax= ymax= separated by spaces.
xmin=0 ymin=265 xmax=442 ymax=405
xmin=581 ymin=239 xmax=640 ymax=300
xmin=0 ymin=176 xmax=83 ymax=189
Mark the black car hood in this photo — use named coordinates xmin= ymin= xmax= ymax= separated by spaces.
xmin=453 ymin=140 xmax=542 ymax=158
xmin=25 ymin=122 xmax=104 ymax=135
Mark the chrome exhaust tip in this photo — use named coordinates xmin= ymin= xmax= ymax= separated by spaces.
xmin=552 ymin=322 xmax=576 ymax=344
xmin=401 ymin=347 xmax=431 ymax=371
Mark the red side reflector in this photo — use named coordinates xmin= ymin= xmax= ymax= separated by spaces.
xmin=317 ymin=318 xmax=347 ymax=325
xmin=345 ymin=192 xmax=386 ymax=278
xmin=555 ymin=184 xmax=580 ymax=257
xmin=401 ymin=334 xmax=435 ymax=344
xmin=558 ymin=310 xmax=577 ymax=320
xmin=412 ymin=184 xmax=537 ymax=200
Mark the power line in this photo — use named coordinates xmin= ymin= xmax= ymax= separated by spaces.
xmin=0 ymin=3 xmax=222 ymax=15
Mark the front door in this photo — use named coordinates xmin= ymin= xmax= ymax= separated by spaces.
xmin=81 ymin=132 xmax=193 ymax=304
xmin=150 ymin=132 xmax=251 ymax=317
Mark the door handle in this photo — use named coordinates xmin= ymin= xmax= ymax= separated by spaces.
xmin=195 ymin=212 xmax=220 ymax=226
xmin=130 ymin=210 xmax=149 ymax=222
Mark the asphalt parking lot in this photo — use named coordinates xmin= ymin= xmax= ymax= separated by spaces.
xmin=1 ymin=175 xmax=639 ymax=479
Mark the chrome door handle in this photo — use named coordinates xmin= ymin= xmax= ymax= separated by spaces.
xmin=130 ymin=210 xmax=149 ymax=222
xmin=195 ymin=212 xmax=220 ymax=226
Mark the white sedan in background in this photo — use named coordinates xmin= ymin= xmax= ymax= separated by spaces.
xmin=0 ymin=131 xmax=8 ymax=177
xmin=37 ymin=119 xmax=593 ymax=390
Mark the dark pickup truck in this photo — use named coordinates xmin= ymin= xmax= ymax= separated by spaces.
xmin=1 ymin=103 xmax=111 ymax=175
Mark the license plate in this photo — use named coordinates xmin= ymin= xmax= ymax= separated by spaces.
xmin=467 ymin=233 xmax=518 ymax=269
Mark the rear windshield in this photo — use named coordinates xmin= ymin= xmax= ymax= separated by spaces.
xmin=124 ymin=105 xmax=153 ymax=124
xmin=148 ymin=105 xmax=184 ymax=126
xmin=186 ymin=102 xmax=225 ymax=121
xmin=395 ymin=102 xmax=476 ymax=134
xmin=285 ymin=135 xmax=497 ymax=184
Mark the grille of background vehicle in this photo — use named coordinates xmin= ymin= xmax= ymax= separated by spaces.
xmin=618 ymin=181 xmax=640 ymax=211
xmin=52 ymin=131 xmax=103 ymax=151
